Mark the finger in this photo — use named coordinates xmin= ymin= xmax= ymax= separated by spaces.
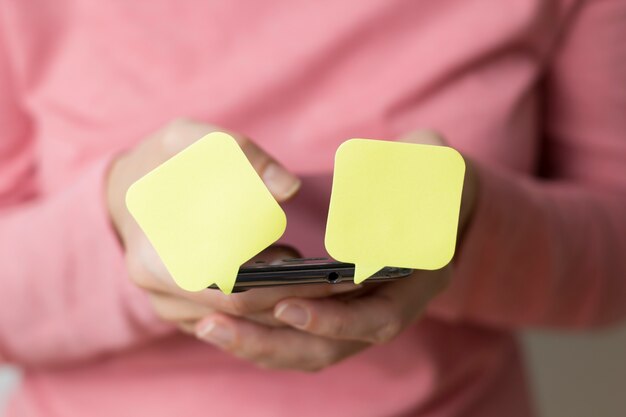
xmin=159 ymin=118 xmax=222 ymax=154
xmin=274 ymin=293 xmax=402 ymax=344
xmin=273 ymin=270 xmax=449 ymax=344
xmin=147 ymin=292 xmax=215 ymax=322
xmin=242 ymin=309 xmax=288 ymax=327
xmin=398 ymin=130 xmax=446 ymax=146
xmin=128 ymin=236 xmax=360 ymax=313
xmin=161 ymin=119 xmax=300 ymax=201
xmin=128 ymin=232 xmax=361 ymax=316
xmin=240 ymin=139 xmax=301 ymax=201
xmin=195 ymin=314 xmax=367 ymax=372
xmin=190 ymin=281 xmax=362 ymax=317
xmin=179 ymin=309 xmax=287 ymax=334
xmin=177 ymin=309 xmax=286 ymax=336
xmin=178 ymin=321 xmax=197 ymax=335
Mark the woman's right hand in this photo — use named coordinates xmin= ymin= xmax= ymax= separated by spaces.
xmin=106 ymin=119 xmax=357 ymax=334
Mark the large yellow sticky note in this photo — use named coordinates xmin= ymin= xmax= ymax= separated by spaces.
xmin=325 ymin=139 xmax=465 ymax=284
xmin=125 ymin=132 xmax=286 ymax=294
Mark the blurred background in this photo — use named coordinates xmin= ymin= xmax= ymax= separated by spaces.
xmin=523 ymin=326 xmax=626 ymax=416
xmin=2 ymin=326 xmax=626 ymax=416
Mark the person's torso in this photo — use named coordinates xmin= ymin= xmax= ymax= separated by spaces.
xmin=2 ymin=0 xmax=571 ymax=415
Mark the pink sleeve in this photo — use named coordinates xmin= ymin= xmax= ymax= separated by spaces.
xmin=430 ymin=0 xmax=626 ymax=329
xmin=0 ymin=25 xmax=172 ymax=367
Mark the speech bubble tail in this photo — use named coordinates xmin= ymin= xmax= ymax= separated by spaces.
xmin=213 ymin=269 xmax=238 ymax=295
xmin=353 ymin=264 xmax=384 ymax=284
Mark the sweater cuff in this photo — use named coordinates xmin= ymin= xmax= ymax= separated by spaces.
xmin=427 ymin=164 xmax=527 ymax=323
xmin=87 ymin=154 xmax=174 ymax=341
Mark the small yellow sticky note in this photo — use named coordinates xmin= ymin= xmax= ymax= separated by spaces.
xmin=125 ymin=132 xmax=286 ymax=294
xmin=325 ymin=139 xmax=465 ymax=283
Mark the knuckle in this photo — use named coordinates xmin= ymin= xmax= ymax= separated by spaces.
xmin=324 ymin=315 xmax=348 ymax=337
xmin=150 ymin=302 xmax=171 ymax=322
xmin=246 ymin=342 xmax=275 ymax=363
xmin=227 ymin=295 xmax=255 ymax=316
xmin=161 ymin=118 xmax=212 ymax=154
xmin=126 ymin=254 xmax=154 ymax=290
xmin=311 ymin=342 xmax=339 ymax=370
xmin=166 ymin=117 xmax=192 ymax=131
xmin=146 ymin=294 xmax=178 ymax=324
xmin=370 ymin=297 xmax=404 ymax=343
xmin=252 ymin=152 xmax=272 ymax=172
xmin=177 ymin=322 xmax=196 ymax=335
xmin=233 ymin=133 xmax=249 ymax=146
xmin=403 ymin=130 xmax=444 ymax=146
xmin=161 ymin=119 xmax=189 ymax=152
xmin=374 ymin=316 xmax=403 ymax=344
xmin=235 ymin=137 xmax=270 ymax=168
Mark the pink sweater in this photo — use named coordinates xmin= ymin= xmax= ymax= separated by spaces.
xmin=1 ymin=1 xmax=625 ymax=416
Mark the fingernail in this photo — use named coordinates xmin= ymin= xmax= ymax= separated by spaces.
xmin=197 ymin=320 xmax=234 ymax=347
xmin=275 ymin=303 xmax=310 ymax=327
xmin=263 ymin=163 xmax=301 ymax=200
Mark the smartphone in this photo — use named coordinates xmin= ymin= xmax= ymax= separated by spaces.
xmin=208 ymin=257 xmax=413 ymax=291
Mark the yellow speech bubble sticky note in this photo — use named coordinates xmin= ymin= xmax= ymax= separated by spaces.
xmin=125 ymin=132 xmax=286 ymax=294
xmin=325 ymin=139 xmax=465 ymax=284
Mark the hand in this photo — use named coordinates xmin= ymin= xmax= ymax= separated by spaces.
xmin=107 ymin=119 xmax=303 ymax=240
xmin=193 ymin=131 xmax=478 ymax=371
xmin=106 ymin=119 xmax=358 ymax=333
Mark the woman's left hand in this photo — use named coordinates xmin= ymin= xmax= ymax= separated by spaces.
xmin=194 ymin=131 xmax=477 ymax=371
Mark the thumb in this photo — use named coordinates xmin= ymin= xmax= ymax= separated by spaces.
xmin=398 ymin=130 xmax=447 ymax=146
xmin=160 ymin=119 xmax=301 ymax=202
xmin=258 ymin=158 xmax=301 ymax=203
